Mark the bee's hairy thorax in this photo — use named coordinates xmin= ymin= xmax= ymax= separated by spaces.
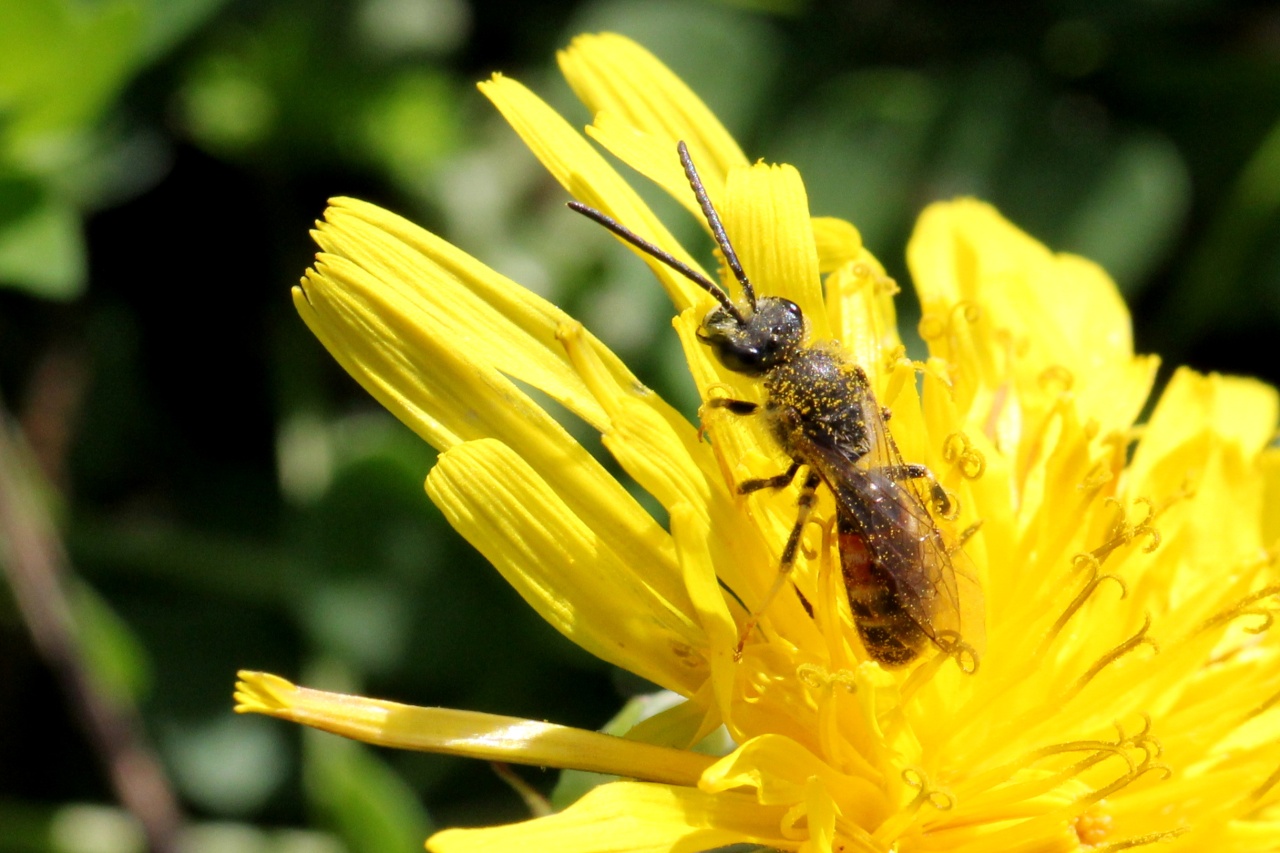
xmin=762 ymin=344 xmax=874 ymax=461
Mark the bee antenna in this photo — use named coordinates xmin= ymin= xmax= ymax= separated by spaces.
xmin=566 ymin=200 xmax=746 ymax=324
xmin=677 ymin=141 xmax=756 ymax=310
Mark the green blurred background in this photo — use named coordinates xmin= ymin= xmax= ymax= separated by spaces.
xmin=1 ymin=0 xmax=1278 ymax=851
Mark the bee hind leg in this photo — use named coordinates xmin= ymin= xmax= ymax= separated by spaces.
xmin=734 ymin=470 xmax=821 ymax=660
xmin=881 ymin=463 xmax=956 ymax=519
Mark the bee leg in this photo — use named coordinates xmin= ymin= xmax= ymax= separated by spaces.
xmin=739 ymin=459 xmax=801 ymax=494
xmin=734 ymin=470 xmax=822 ymax=660
xmin=705 ymin=397 xmax=759 ymax=415
xmin=699 ymin=397 xmax=759 ymax=441
xmin=882 ymin=463 xmax=956 ymax=519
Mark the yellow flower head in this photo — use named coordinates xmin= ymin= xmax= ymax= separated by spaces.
xmin=236 ymin=33 xmax=1280 ymax=853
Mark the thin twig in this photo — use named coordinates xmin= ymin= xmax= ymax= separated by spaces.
xmin=0 ymin=399 xmax=184 ymax=853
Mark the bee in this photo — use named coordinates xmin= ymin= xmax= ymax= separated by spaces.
xmin=569 ymin=142 xmax=983 ymax=670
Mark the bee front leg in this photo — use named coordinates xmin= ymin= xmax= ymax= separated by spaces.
xmin=704 ymin=396 xmax=759 ymax=416
xmin=698 ymin=396 xmax=759 ymax=442
xmin=735 ymin=470 xmax=822 ymax=660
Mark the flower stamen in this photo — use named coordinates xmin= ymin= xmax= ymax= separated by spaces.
xmin=795 ymin=663 xmax=858 ymax=693
xmin=1067 ymin=614 xmax=1158 ymax=700
xmin=899 ymin=767 xmax=955 ymax=815
xmin=1039 ymin=364 xmax=1075 ymax=393
xmin=1038 ymin=564 xmax=1128 ymax=656
xmin=952 ymin=520 xmax=983 ymax=553
xmin=1241 ymin=688 xmax=1280 ymax=723
xmin=1090 ymin=827 xmax=1190 ymax=852
xmin=1085 ymin=497 xmax=1162 ymax=568
xmin=1195 ymin=585 xmax=1280 ymax=636
xmin=942 ymin=431 xmax=987 ymax=480
xmin=1249 ymin=763 xmax=1280 ymax=806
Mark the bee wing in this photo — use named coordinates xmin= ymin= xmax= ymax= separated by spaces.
xmin=829 ymin=472 xmax=964 ymax=641
xmin=813 ymin=391 xmax=983 ymax=657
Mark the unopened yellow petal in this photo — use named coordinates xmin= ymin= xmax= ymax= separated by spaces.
xmin=426 ymin=439 xmax=709 ymax=696
xmin=235 ymin=672 xmax=712 ymax=785
xmin=703 ymin=734 xmax=889 ymax=826
xmin=428 ymin=781 xmax=786 ymax=853
xmin=297 ymin=253 xmax=557 ymax=452
xmin=556 ymin=320 xmax=782 ymax=626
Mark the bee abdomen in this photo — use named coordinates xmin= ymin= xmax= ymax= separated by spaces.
xmin=841 ymin=528 xmax=929 ymax=666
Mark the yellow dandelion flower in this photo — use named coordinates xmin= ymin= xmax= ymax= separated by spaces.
xmin=235 ymin=33 xmax=1280 ymax=853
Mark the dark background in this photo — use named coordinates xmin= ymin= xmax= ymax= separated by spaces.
xmin=1 ymin=0 xmax=1278 ymax=851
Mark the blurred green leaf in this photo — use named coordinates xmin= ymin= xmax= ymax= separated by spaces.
xmin=137 ymin=0 xmax=233 ymax=62
xmin=569 ymin=0 xmax=781 ymax=139
xmin=300 ymin=579 xmax=412 ymax=675
xmin=1170 ymin=116 xmax=1280 ymax=337
xmin=0 ymin=189 xmax=84 ymax=298
xmin=48 ymin=804 xmax=144 ymax=853
xmin=305 ymin=727 xmax=433 ymax=853
xmin=178 ymin=57 xmax=277 ymax=154
xmin=0 ymin=0 xmax=143 ymax=146
xmin=360 ymin=71 xmax=461 ymax=188
xmin=69 ymin=580 xmax=151 ymax=704
xmin=1063 ymin=133 xmax=1190 ymax=293
xmin=775 ymin=69 xmax=941 ymax=249
xmin=163 ymin=715 xmax=290 ymax=816
xmin=549 ymin=691 xmax=685 ymax=810
xmin=355 ymin=0 xmax=471 ymax=57
xmin=0 ymin=174 xmax=41 ymax=224
xmin=0 ymin=800 xmax=57 ymax=853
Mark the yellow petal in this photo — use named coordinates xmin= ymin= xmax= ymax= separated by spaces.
xmin=478 ymin=74 xmax=710 ymax=315
xmin=1131 ymin=368 xmax=1279 ymax=491
xmin=297 ymin=252 xmax=572 ymax=452
xmin=1263 ymin=446 xmax=1280 ymax=546
xmin=811 ymin=216 xmax=864 ymax=274
xmin=702 ymin=734 xmax=889 ymax=825
xmin=558 ymin=33 xmax=747 ymax=190
xmin=306 ymin=196 xmax=618 ymax=435
xmin=427 ymin=781 xmax=786 ymax=853
xmin=425 ymin=438 xmax=709 ymax=696
xmin=557 ymin=319 xmax=716 ymax=514
xmin=557 ymin=319 xmax=784 ymax=628
xmin=722 ymin=160 xmax=828 ymax=339
xmin=909 ymin=200 xmax=1134 ymax=371
xmin=585 ymin=110 xmax=705 ymax=220
xmin=234 ymin=672 xmax=712 ymax=785
xmin=907 ymin=199 xmax=1148 ymax=435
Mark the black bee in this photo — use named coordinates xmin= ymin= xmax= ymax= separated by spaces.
xmin=569 ymin=141 xmax=982 ymax=669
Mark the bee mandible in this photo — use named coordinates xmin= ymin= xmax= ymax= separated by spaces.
xmin=569 ymin=142 xmax=983 ymax=670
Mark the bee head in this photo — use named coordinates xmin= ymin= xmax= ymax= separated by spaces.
xmin=567 ymin=143 xmax=812 ymax=377
xmin=699 ymin=296 xmax=805 ymax=375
